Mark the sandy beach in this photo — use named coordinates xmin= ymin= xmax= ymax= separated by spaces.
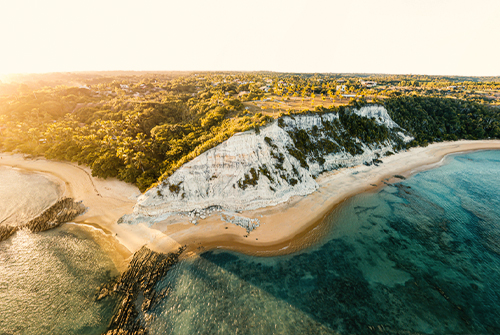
xmin=0 ymin=154 xmax=151 ymax=270
xmin=147 ymin=140 xmax=500 ymax=257
xmin=2 ymin=140 xmax=500 ymax=265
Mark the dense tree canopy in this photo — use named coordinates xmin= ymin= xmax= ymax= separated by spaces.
xmin=384 ymin=96 xmax=500 ymax=146
xmin=1 ymin=72 xmax=499 ymax=191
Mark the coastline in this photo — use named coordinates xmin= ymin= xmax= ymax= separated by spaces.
xmin=147 ymin=140 xmax=500 ymax=257
xmin=2 ymin=139 xmax=500 ymax=265
xmin=0 ymin=153 xmax=146 ymax=271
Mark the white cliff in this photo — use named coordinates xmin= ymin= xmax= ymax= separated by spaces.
xmin=121 ymin=105 xmax=414 ymax=224
xmin=354 ymin=104 xmax=399 ymax=129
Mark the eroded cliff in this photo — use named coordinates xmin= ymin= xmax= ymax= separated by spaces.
xmin=121 ymin=105 xmax=413 ymax=224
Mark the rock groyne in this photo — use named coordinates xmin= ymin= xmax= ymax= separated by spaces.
xmin=0 ymin=197 xmax=86 ymax=241
xmin=99 ymin=245 xmax=185 ymax=335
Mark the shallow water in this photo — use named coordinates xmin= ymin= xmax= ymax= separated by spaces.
xmin=0 ymin=167 xmax=61 ymax=227
xmin=0 ymin=168 xmax=119 ymax=335
xmin=145 ymin=150 xmax=500 ymax=334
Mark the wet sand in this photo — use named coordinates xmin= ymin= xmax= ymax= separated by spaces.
xmin=2 ymin=140 xmax=500 ymax=265
xmin=0 ymin=153 xmax=148 ymax=268
xmin=148 ymin=140 xmax=500 ymax=258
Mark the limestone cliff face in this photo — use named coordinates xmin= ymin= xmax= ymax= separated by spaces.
xmin=122 ymin=105 xmax=413 ymax=223
xmin=353 ymin=104 xmax=400 ymax=129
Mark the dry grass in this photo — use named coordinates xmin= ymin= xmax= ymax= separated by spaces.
xmin=241 ymin=95 xmax=379 ymax=118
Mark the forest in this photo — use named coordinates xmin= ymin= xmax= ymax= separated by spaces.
xmin=1 ymin=72 xmax=499 ymax=191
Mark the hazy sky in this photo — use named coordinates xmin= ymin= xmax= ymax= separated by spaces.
xmin=1 ymin=0 xmax=499 ymax=76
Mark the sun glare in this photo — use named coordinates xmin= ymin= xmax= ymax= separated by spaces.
xmin=0 ymin=0 xmax=499 ymax=76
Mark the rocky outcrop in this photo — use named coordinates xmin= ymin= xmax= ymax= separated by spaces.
xmin=99 ymin=246 xmax=185 ymax=335
xmin=0 ymin=197 xmax=86 ymax=242
xmin=0 ymin=225 xmax=17 ymax=242
xmin=121 ymin=105 xmax=414 ymax=225
xmin=353 ymin=104 xmax=400 ymax=129
xmin=220 ymin=212 xmax=261 ymax=233
xmin=25 ymin=197 xmax=86 ymax=232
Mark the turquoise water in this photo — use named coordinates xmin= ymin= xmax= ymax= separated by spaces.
xmin=0 ymin=168 xmax=119 ymax=335
xmin=145 ymin=150 xmax=500 ymax=334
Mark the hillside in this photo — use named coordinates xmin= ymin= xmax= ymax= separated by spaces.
xmin=1 ymin=72 xmax=499 ymax=194
xmin=121 ymin=105 xmax=413 ymax=224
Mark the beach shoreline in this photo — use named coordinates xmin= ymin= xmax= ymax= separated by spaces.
xmin=2 ymin=140 xmax=500 ymax=265
xmin=147 ymin=140 xmax=500 ymax=258
xmin=0 ymin=153 xmax=146 ymax=270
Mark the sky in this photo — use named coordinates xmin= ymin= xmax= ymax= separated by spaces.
xmin=0 ymin=0 xmax=499 ymax=77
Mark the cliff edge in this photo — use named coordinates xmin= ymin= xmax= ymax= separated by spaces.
xmin=121 ymin=105 xmax=413 ymax=225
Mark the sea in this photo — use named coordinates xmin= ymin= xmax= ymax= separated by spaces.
xmin=1 ymin=150 xmax=500 ymax=334
xmin=0 ymin=167 xmax=119 ymax=335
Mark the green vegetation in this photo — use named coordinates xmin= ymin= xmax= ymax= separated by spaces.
xmin=237 ymin=167 xmax=260 ymax=190
xmin=384 ymin=96 xmax=500 ymax=146
xmin=0 ymin=75 xmax=271 ymax=191
xmin=1 ymin=71 xmax=499 ymax=192
xmin=280 ymin=104 xmax=407 ymax=167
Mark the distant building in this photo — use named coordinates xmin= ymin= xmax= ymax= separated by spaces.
xmin=120 ymin=84 xmax=129 ymax=89
xmin=360 ymin=81 xmax=377 ymax=88
xmin=336 ymin=85 xmax=346 ymax=92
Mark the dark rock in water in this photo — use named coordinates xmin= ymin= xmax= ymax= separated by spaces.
xmin=25 ymin=197 xmax=86 ymax=233
xmin=0 ymin=225 xmax=16 ymax=241
xmin=0 ymin=197 xmax=86 ymax=242
xmin=100 ymin=245 xmax=185 ymax=335
xmin=394 ymin=174 xmax=406 ymax=180
xmin=395 ymin=183 xmax=412 ymax=195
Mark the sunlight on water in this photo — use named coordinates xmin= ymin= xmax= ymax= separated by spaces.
xmin=0 ymin=167 xmax=61 ymax=227
xmin=146 ymin=150 xmax=500 ymax=334
xmin=0 ymin=168 xmax=119 ymax=335
xmin=0 ymin=228 xmax=120 ymax=334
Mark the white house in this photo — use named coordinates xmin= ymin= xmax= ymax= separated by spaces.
xmin=360 ymin=81 xmax=377 ymax=88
